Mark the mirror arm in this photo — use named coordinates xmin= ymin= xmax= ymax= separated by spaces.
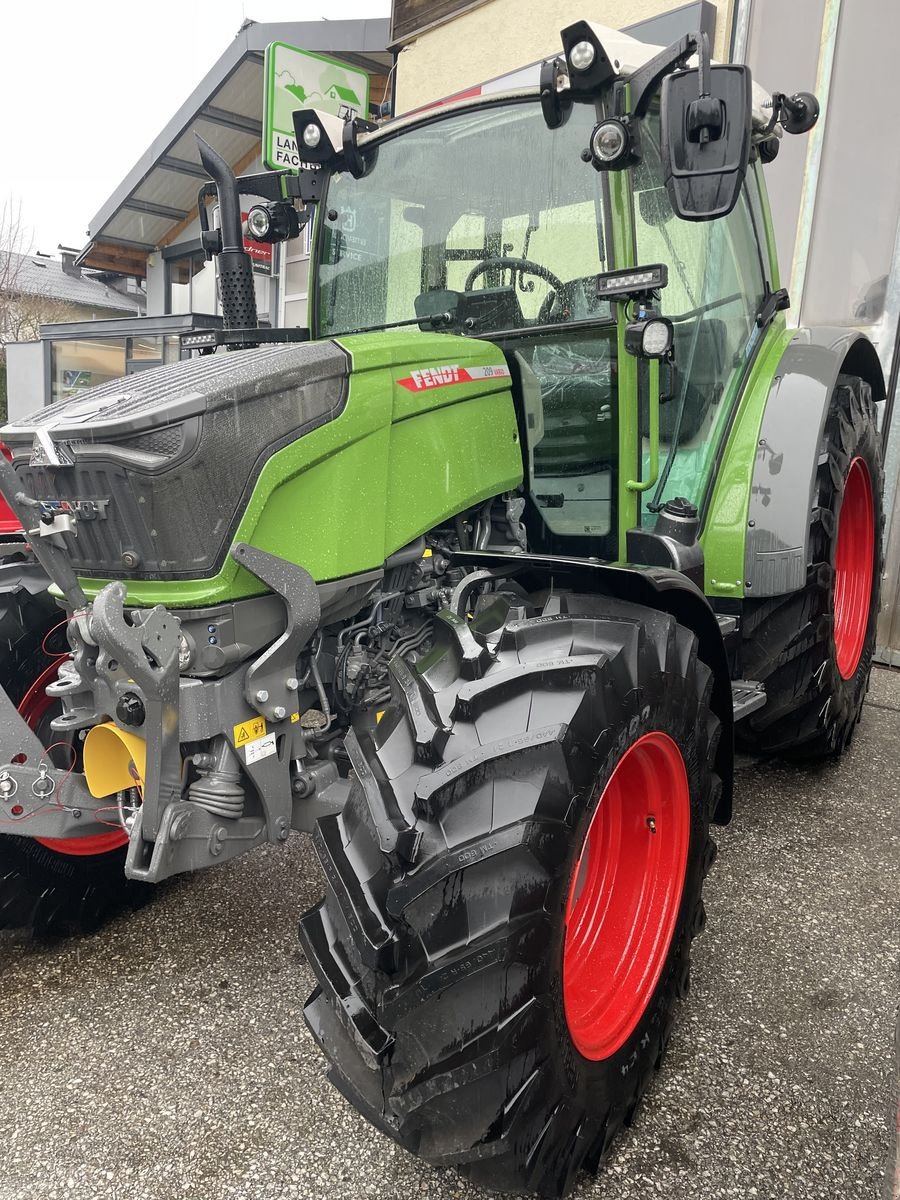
xmin=630 ymin=33 xmax=699 ymax=118
xmin=686 ymin=33 xmax=724 ymax=146
xmin=697 ymin=31 xmax=711 ymax=100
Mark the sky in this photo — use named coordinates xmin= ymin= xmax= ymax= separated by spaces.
xmin=0 ymin=0 xmax=390 ymax=257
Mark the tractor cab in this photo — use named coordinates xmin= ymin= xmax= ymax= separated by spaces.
xmin=311 ymin=84 xmax=769 ymax=564
xmin=292 ymin=21 xmax=807 ymax=574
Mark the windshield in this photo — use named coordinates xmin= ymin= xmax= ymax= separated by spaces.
xmin=316 ymin=99 xmax=613 ymax=339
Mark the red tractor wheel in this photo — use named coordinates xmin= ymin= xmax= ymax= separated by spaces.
xmin=300 ymin=594 xmax=720 ymax=1197
xmin=739 ymin=374 xmax=884 ymax=759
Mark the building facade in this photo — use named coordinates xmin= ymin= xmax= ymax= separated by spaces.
xmin=2 ymin=249 xmax=144 ymax=417
xmin=391 ymin=0 xmax=731 ymax=112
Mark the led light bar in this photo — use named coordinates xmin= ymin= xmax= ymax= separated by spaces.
xmin=596 ymin=264 xmax=669 ymax=298
xmin=181 ymin=331 xmax=219 ymax=349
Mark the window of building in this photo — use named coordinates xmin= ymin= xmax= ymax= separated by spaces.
xmin=51 ymin=339 xmax=127 ymax=402
xmin=280 ymin=222 xmax=313 ymax=328
xmin=166 ymin=246 xmax=271 ymax=321
xmin=167 ymin=252 xmax=218 ymax=316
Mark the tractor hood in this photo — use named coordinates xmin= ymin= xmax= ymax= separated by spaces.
xmin=2 ymin=341 xmax=349 ymax=581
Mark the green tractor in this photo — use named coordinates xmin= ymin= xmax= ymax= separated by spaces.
xmin=0 ymin=21 xmax=884 ymax=1198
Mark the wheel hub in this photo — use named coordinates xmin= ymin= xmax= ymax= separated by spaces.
xmin=833 ymin=455 xmax=875 ymax=680
xmin=563 ymin=731 xmax=690 ymax=1060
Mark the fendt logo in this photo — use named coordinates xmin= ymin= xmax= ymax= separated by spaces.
xmin=397 ymin=363 xmax=511 ymax=392
xmin=38 ymin=498 xmax=111 ymax=521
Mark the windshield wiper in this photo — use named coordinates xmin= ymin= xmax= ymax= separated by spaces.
xmin=331 ymin=312 xmax=454 ymax=338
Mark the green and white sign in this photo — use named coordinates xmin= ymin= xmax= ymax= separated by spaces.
xmin=263 ymin=42 xmax=370 ymax=171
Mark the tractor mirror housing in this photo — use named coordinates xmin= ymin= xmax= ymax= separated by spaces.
xmin=660 ymin=64 xmax=752 ymax=221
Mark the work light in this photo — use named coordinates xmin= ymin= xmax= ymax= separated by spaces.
xmin=244 ymin=202 xmax=300 ymax=245
xmin=596 ymin=264 xmax=668 ymax=299
xmin=624 ymin=315 xmax=674 ymax=360
xmin=569 ymin=40 xmax=596 ymax=71
xmin=591 ymin=118 xmax=630 ymax=166
xmin=246 ymin=207 xmax=273 ymax=239
xmin=559 ymin=21 xmax=616 ymax=94
xmin=292 ymin=108 xmax=345 ymax=167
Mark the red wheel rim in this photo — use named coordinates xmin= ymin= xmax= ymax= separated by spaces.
xmin=833 ymin=456 xmax=875 ymax=680
xmin=563 ymin=731 xmax=690 ymax=1061
xmin=18 ymin=657 xmax=128 ymax=856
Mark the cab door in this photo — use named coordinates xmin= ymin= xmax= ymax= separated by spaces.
xmin=629 ymin=107 xmax=770 ymax=521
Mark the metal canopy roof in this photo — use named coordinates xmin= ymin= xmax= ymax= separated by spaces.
xmin=77 ymin=18 xmax=391 ymax=278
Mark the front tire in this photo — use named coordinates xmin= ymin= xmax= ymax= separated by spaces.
xmin=300 ymin=594 xmax=721 ymax=1197
xmin=738 ymin=374 xmax=884 ymax=759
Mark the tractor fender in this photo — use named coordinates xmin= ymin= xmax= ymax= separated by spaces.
xmin=453 ymin=550 xmax=733 ymax=824
xmin=744 ymin=328 xmax=885 ymax=598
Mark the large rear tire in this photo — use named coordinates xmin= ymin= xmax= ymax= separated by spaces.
xmin=300 ymin=593 xmax=721 ymax=1197
xmin=738 ymin=374 xmax=884 ymax=759
xmin=0 ymin=586 xmax=151 ymax=937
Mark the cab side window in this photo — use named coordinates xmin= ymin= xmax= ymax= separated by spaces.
xmin=631 ymin=110 xmax=768 ymax=508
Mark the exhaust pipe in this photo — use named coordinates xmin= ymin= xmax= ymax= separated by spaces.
xmin=196 ymin=136 xmax=258 ymax=337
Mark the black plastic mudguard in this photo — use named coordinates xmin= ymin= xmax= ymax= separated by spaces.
xmin=453 ymin=550 xmax=733 ymax=824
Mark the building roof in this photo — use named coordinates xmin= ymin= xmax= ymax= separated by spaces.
xmin=77 ymin=18 xmax=391 ymax=278
xmin=3 ymin=251 xmax=144 ymax=315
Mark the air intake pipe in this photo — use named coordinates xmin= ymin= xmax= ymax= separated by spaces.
xmin=196 ymin=136 xmax=258 ymax=335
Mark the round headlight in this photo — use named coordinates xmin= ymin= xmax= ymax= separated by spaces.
xmin=246 ymin=206 xmax=272 ymax=240
xmin=591 ymin=119 xmax=628 ymax=164
xmin=642 ymin=318 xmax=674 ymax=358
xmin=302 ymin=123 xmax=322 ymax=149
xmin=569 ymin=40 xmax=596 ymax=71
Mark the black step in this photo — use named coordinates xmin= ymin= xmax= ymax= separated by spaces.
xmin=732 ymin=679 xmax=766 ymax=720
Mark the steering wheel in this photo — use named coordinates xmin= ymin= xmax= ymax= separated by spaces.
xmin=464 ymin=256 xmax=565 ymax=295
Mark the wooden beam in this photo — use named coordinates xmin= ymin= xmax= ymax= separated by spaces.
xmin=369 ymin=75 xmax=390 ymax=110
xmin=78 ymin=244 xmax=148 ymax=278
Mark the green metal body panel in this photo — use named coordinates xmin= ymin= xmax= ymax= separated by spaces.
xmin=609 ymin=159 xmax=639 ymax=555
xmin=74 ymin=330 xmax=522 ymax=608
xmin=700 ymin=319 xmax=794 ymax=597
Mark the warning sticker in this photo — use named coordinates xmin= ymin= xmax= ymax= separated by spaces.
xmin=245 ymin=732 xmax=277 ymax=765
xmin=233 ymin=716 xmax=268 ymax=745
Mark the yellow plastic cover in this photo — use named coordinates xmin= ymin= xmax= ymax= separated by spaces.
xmin=83 ymin=722 xmax=147 ymax=798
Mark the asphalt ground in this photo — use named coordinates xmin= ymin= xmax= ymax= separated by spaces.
xmin=0 ymin=671 xmax=898 ymax=1200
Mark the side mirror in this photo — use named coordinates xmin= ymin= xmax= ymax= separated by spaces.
xmin=660 ymin=63 xmax=752 ymax=221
